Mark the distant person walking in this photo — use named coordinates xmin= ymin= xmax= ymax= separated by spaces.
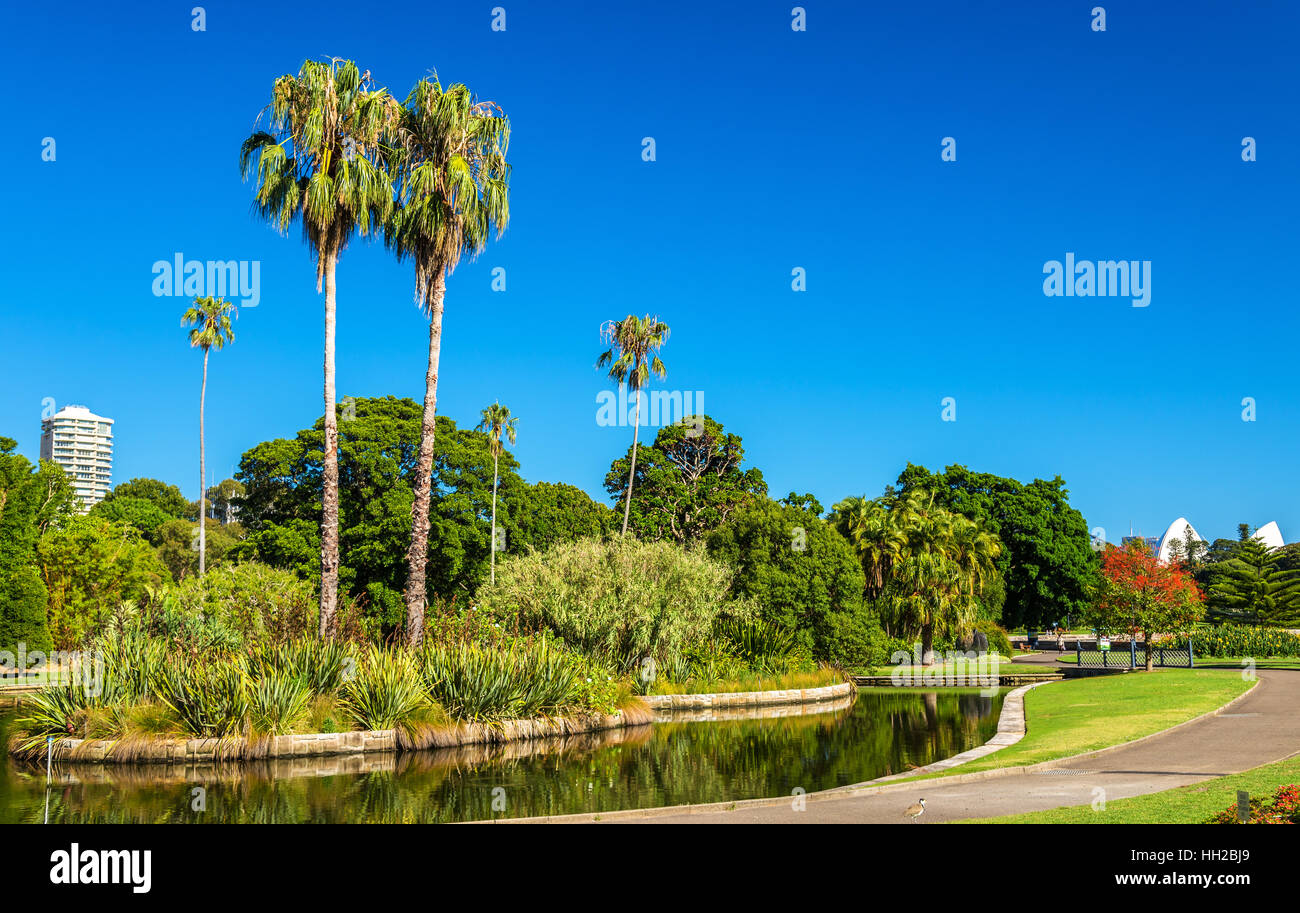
xmin=1055 ymin=627 xmax=1066 ymax=653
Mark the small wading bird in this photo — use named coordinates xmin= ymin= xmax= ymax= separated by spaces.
xmin=904 ymin=798 xmax=926 ymax=821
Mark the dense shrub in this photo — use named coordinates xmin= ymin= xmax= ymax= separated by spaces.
xmin=1176 ymin=624 xmax=1300 ymax=658
xmin=171 ymin=563 xmax=317 ymax=643
xmin=477 ymin=537 xmax=743 ymax=669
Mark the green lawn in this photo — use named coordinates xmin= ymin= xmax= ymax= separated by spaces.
xmin=961 ymin=754 xmax=1300 ymax=823
xmin=892 ymin=669 xmax=1255 ymax=782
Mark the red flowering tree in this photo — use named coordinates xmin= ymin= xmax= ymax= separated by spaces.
xmin=1087 ymin=542 xmax=1205 ymax=670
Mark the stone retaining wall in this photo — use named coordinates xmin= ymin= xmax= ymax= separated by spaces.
xmin=27 ymin=681 xmax=854 ymax=765
xmin=640 ymin=680 xmax=852 ymax=711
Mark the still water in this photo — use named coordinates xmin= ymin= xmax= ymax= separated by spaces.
xmin=0 ymin=688 xmax=1003 ymax=823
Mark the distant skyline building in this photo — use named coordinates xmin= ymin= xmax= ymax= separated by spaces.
xmin=40 ymin=404 xmax=114 ymax=511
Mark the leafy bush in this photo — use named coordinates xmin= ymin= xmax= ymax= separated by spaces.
xmin=975 ymin=619 xmax=1013 ymax=656
xmin=478 ymin=537 xmax=741 ymax=669
xmin=171 ymin=563 xmax=316 ymax=644
xmin=706 ymin=500 xmax=874 ymax=662
xmin=1178 ymin=624 xmax=1300 ymax=658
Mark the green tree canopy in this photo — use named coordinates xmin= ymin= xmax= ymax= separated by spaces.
xmin=0 ymin=438 xmax=74 ymax=652
xmin=37 ymin=516 xmax=168 ymax=649
xmin=234 ymin=396 xmax=612 ymax=633
xmin=104 ymin=478 xmax=191 ymax=519
xmin=90 ymin=496 xmax=174 ymax=545
xmin=1207 ymin=537 xmax=1300 ymax=626
xmin=893 ymin=463 xmax=1096 ymax=629
xmin=706 ymin=498 xmax=877 ymax=666
xmin=605 ymin=415 xmax=767 ymax=544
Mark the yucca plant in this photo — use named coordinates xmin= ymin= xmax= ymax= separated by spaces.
xmin=338 ymin=647 xmax=428 ymax=731
xmin=248 ymin=670 xmax=312 ymax=736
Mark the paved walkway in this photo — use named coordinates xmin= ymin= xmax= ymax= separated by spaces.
xmin=519 ymin=668 xmax=1300 ymax=824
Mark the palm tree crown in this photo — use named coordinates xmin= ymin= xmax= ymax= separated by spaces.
xmin=239 ymin=58 xmax=400 ymax=287
xmin=182 ymin=296 xmax=237 ymax=353
xmin=387 ymin=76 xmax=511 ymax=309
xmin=598 ymin=314 xmax=669 ymax=538
xmin=477 ymin=401 xmax=518 ymax=456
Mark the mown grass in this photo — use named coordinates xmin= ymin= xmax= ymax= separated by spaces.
xmin=961 ymin=754 xmax=1300 ymax=823
xmin=890 ymin=669 xmax=1254 ymax=783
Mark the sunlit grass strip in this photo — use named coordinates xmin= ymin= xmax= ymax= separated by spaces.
xmin=961 ymin=754 xmax=1300 ymax=824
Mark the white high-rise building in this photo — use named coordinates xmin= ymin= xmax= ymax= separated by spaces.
xmin=40 ymin=405 xmax=114 ymax=511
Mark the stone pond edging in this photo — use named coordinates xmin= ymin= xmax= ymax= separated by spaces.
xmin=639 ymin=680 xmax=853 ymax=711
xmin=24 ymin=680 xmax=854 ymax=764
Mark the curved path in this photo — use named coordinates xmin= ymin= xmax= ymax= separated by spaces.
xmin=509 ymin=668 xmax=1300 ymax=824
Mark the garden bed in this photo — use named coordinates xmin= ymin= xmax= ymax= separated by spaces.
xmin=26 ymin=705 xmax=653 ymax=765
xmin=16 ymin=682 xmax=858 ymax=764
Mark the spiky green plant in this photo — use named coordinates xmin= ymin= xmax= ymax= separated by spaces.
xmin=149 ymin=661 xmax=250 ymax=737
xmin=418 ymin=639 xmax=578 ymax=721
xmin=338 ymin=647 xmax=428 ymax=731
xmin=248 ymin=670 xmax=312 ymax=736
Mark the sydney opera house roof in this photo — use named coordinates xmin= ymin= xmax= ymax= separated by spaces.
xmin=1153 ymin=517 xmax=1286 ymax=562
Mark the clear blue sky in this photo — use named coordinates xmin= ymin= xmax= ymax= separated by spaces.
xmin=2 ymin=0 xmax=1296 ymax=546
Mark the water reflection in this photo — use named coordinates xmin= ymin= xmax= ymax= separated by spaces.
xmin=0 ymin=688 xmax=1002 ymax=823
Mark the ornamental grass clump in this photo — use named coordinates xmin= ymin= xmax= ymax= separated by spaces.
xmin=418 ymin=639 xmax=580 ymax=721
xmin=149 ymin=660 xmax=250 ymax=738
xmin=338 ymin=646 xmax=431 ymax=732
xmin=247 ymin=670 xmax=313 ymax=736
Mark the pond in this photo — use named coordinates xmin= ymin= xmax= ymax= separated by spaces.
xmin=0 ymin=688 xmax=1004 ymax=823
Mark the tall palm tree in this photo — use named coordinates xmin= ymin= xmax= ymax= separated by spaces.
xmin=239 ymin=58 xmax=399 ymax=637
xmin=385 ymin=76 xmax=510 ymax=646
xmin=181 ymin=296 xmax=236 ymax=578
xmin=476 ymin=401 xmax=517 ymax=586
xmin=597 ymin=314 xmax=669 ymax=537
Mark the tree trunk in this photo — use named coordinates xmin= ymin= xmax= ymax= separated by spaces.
xmin=403 ymin=270 xmax=447 ymax=647
xmin=319 ymin=249 xmax=340 ymax=639
xmin=921 ymin=624 xmax=937 ymax=666
xmin=490 ymin=449 xmax=499 ymax=585
xmin=621 ymin=387 xmax=641 ymax=537
xmin=198 ymin=348 xmax=208 ymax=578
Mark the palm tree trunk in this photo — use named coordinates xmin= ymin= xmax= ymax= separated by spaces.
xmin=921 ymin=624 xmax=936 ymax=666
xmin=319 ymin=248 xmax=340 ymax=639
xmin=621 ymin=387 xmax=641 ymax=537
xmin=490 ymin=448 xmax=499 ymax=585
xmin=403 ymin=270 xmax=447 ymax=647
xmin=198 ymin=348 xmax=208 ymax=578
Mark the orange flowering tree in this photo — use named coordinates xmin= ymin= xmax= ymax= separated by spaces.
xmin=1087 ymin=542 xmax=1205 ymax=670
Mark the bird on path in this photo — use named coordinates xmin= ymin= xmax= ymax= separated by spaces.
xmin=904 ymin=798 xmax=926 ymax=821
